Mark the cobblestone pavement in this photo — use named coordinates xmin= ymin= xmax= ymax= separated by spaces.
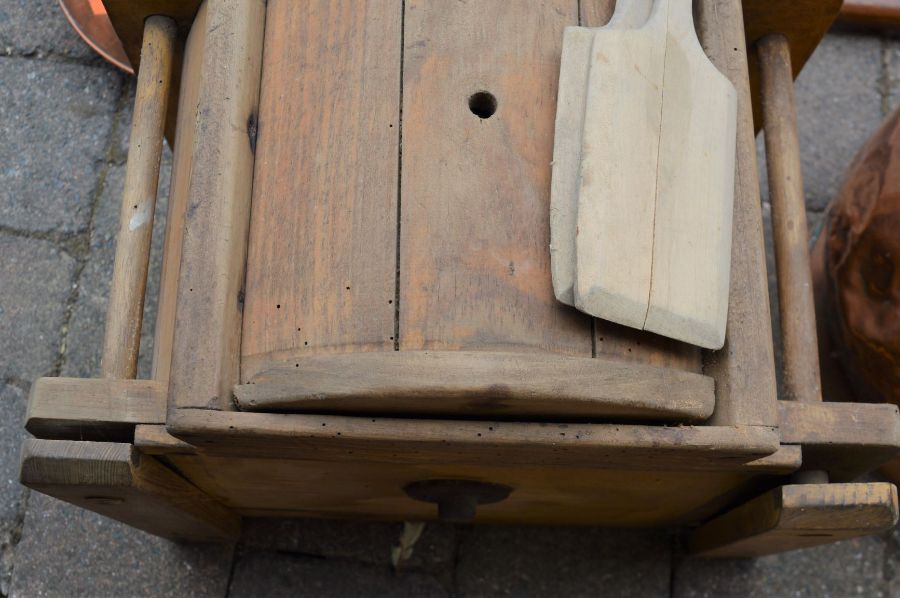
xmin=2 ymin=2 xmax=900 ymax=596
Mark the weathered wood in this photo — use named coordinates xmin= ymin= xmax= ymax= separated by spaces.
xmin=778 ymin=401 xmax=900 ymax=481
xmin=690 ymin=483 xmax=899 ymax=557
xmin=697 ymin=0 xmax=778 ymax=427
xmin=758 ymin=34 xmax=823 ymax=404
xmin=581 ymin=0 xmax=702 ymax=373
xmin=240 ymin=0 xmax=402 ymax=381
xmin=151 ymin=0 xmax=207 ymax=383
xmin=550 ymin=0 xmax=653 ymax=306
xmin=26 ymin=378 xmax=166 ymax=442
xmin=398 ymin=0 xmax=592 ymax=356
xmin=134 ymin=425 xmax=197 ymax=455
xmin=642 ymin=0 xmax=736 ymax=350
xmin=575 ymin=0 xmax=665 ymax=329
xmin=169 ymin=409 xmax=780 ymax=471
xmin=20 ymin=439 xmax=239 ymax=542
xmin=168 ymin=0 xmax=266 ymax=411
xmin=168 ymin=452 xmax=767 ymax=526
xmin=101 ymin=16 xmax=177 ymax=380
xmin=235 ymin=351 xmax=715 ymax=421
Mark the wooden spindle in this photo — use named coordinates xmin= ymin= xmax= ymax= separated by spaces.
xmin=758 ymin=33 xmax=823 ymax=403
xmin=101 ymin=16 xmax=177 ymax=380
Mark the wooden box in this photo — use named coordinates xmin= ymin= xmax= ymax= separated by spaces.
xmin=20 ymin=0 xmax=900 ymax=556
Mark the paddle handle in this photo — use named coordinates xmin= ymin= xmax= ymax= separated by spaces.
xmin=758 ymin=33 xmax=823 ymax=404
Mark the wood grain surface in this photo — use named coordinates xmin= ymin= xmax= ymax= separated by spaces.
xmin=398 ymin=0 xmax=592 ymax=356
xmin=240 ymin=0 xmax=402 ymax=380
xmin=235 ymin=351 xmax=715 ymax=421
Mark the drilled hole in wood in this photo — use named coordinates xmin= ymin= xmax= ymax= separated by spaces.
xmin=468 ymin=91 xmax=497 ymax=119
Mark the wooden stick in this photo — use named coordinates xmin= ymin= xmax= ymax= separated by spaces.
xmin=758 ymin=34 xmax=823 ymax=403
xmin=101 ymin=16 xmax=177 ymax=380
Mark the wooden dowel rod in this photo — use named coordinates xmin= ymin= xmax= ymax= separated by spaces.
xmin=758 ymin=33 xmax=823 ymax=403
xmin=101 ymin=16 xmax=177 ymax=380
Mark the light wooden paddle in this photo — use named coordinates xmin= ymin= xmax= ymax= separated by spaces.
xmin=574 ymin=0 xmax=736 ymax=349
xmin=643 ymin=0 xmax=736 ymax=349
xmin=549 ymin=0 xmax=653 ymax=306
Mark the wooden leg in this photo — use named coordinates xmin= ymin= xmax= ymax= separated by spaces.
xmin=20 ymin=438 xmax=239 ymax=542
xmin=689 ymin=482 xmax=898 ymax=557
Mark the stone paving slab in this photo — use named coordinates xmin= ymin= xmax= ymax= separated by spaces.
xmin=0 ymin=234 xmax=76 ymax=382
xmin=454 ymin=527 xmax=672 ymax=597
xmin=673 ymin=535 xmax=889 ymax=597
xmin=0 ymin=383 xmax=27 ymax=598
xmin=9 ymin=493 xmax=234 ymax=598
xmin=0 ymin=0 xmax=100 ymax=61
xmin=0 ymin=56 xmax=121 ymax=234
xmin=228 ymin=549 xmax=449 ymax=598
xmin=241 ymin=518 xmax=456 ymax=574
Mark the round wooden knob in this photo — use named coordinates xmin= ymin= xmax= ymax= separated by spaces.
xmin=404 ymin=480 xmax=512 ymax=523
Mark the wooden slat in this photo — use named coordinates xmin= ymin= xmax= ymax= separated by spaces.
xmin=168 ymin=0 xmax=266 ymax=411
xmin=697 ymin=0 xmax=778 ymax=428
xmin=25 ymin=378 xmax=166 ymax=442
xmin=20 ymin=439 xmax=239 ymax=542
xmin=151 ymin=1 xmax=207 ymax=383
xmin=778 ymin=401 xmax=900 ymax=481
xmin=235 ymin=351 xmax=714 ymax=422
xmin=101 ymin=17 xmax=177 ymax=380
xmin=168 ymin=409 xmax=780 ymax=471
xmin=240 ymin=0 xmax=402 ymax=381
xmin=690 ymin=483 xmax=899 ymax=557
xmin=169 ymin=452 xmax=764 ymax=526
xmin=398 ymin=0 xmax=592 ymax=356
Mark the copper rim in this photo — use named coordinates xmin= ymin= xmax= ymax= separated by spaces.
xmin=58 ymin=0 xmax=133 ymax=75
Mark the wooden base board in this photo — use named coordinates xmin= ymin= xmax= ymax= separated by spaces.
xmin=20 ymin=438 xmax=239 ymax=542
xmin=690 ymin=483 xmax=899 ymax=557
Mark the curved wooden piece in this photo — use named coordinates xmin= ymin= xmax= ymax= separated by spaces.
xmin=235 ymin=351 xmax=715 ymax=421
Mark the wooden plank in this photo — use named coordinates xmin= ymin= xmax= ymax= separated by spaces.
xmin=25 ymin=378 xmax=166 ymax=442
xmin=398 ymin=0 xmax=592 ymax=355
xmin=151 ymin=1 xmax=207 ymax=383
xmin=581 ymin=0 xmax=702 ymax=373
xmin=235 ymin=351 xmax=715 ymax=422
xmin=758 ymin=34 xmax=823 ymax=403
xmin=778 ymin=401 xmax=900 ymax=481
xmin=168 ymin=0 xmax=266 ymax=411
xmin=240 ymin=0 xmax=402 ymax=381
xmin=20 ymin=439 xmax=239 ymax=542
xmin=101 ymin=17 xmax=177 ymax=380
xmin=690 ymin=483 xmax=899 ymax=557
xmin=168 ymin=452 xmax=761 ymax=527
xmin=168 ymin=409 xmax=780 ymax=471
xmin=134 ymin=425 xmax=197 ymax=455
xmin=697 ymin=0 xmax=778 ymax=427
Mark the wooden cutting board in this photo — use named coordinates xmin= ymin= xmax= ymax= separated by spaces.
xmin=568 ymin=0 xmax=736 ymax=349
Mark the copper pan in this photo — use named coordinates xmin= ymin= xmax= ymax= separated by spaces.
xmin=58 ymin=0 xmax=133 ymax=74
